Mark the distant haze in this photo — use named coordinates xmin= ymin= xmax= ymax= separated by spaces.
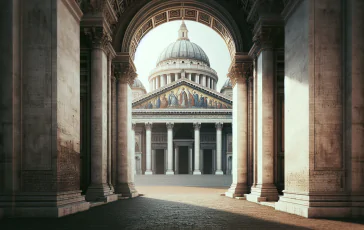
xmin=134 ymin=20 xmax=231 ymax=92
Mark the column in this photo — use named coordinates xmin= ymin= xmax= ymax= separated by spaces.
xmin=193 ymin=122 xmax=202 ymax=175
xmin=188 ymin=146 xmax=193 ymax=174
xmin=225 ymin=56 xmax=251 ymax=198
xmin=188 ymin=73 xmax=192 ymax=81
xmin=201 ymin=75 xmax=206 ymax=87
xmin=160 ymin=74 xmax=166 ymax=87
xmin=145 ymin=122 xmax=153 ymax=175
xmin=86 ymin=37 xmax=116 ymax=202
xmin=153 ymin=78 xmax=156 ymax=90
xmin=114 ymin=59 xmax=138 ymax=198
xmin=207 ymin=76 xmax=210 ymax=88
xmin=164 ymin=149 xmax=168 ymax=173
xmin=200 ymin=149 xmax=204 ymax=173
xmin=174 ymin=147 xmax=179 ymax=174
xmin=166 ymin=122 xmax=174 ymax=175
xmin=107 ymin=52 xmax=115 ymax=192
xmin=215 ymin=122 xmax=223 ymax=175
xmin=196 ymin=74 xmax=200 ymax=84
xmin=246 ymin=47 xmax=278 ymax=202
xmin=131 ymin=123 xmax=137 ymax=175
xmin=167 ymin=74 xmax=171 ymax=84
xmin=156 ymin=76 xmax=160 ymax=89
xmin=152 ymin=149 xmax=156 ymax=173
xmin=212 ymin=150 xmax=216 ymax=173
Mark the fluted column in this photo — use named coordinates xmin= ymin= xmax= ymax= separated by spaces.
xmin=207 ymin=76 xmax=211 ymax=88
xmin=166 ymin=122 xmax=174 ymax=175
xmin=188 ymin=73 xmax=192 ymax=80
xmin=107 ymin=51 xmax=115 ymax=192
xmin=167 ymin=74 xmax=171 ymax=84
xmin=225 ymin=56 xmax=251 ymax=198
xmin=114 ymin=58 xmax=138 ymax=198
xmin=145 ymin=122 xmax=153 ymax=175
xmin=174 ymin=147 xmax=179 ymax=174
xmin=215 ymin=122 xmax=223 ymax=175
xmin=193 ymin=122 xmax=202 ymax=175
xmin=86 ymin=32 xmax=116 ymax=202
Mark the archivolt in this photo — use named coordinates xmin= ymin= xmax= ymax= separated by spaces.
xmin=121 ymin=0 xmax=244 ymax=60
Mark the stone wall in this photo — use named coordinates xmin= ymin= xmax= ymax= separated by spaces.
xmin=56 ymin=0 xmax=81 ymax=192
xmin=284 ymin=0 xmax=310 ymax=194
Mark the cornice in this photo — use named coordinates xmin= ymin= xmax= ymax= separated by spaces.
xmin=62 ymin=0 xmax=83 ymax=22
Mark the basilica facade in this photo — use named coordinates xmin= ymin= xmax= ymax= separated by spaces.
xmin=131 ymin=22 xmax=233 ymax=176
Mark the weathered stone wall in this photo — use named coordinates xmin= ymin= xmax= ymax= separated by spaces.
xmin=21 ymin=0 xmax=57 ymax=192
xmin=284 ymin=0 xmax=310 ymax=193
xmin=56 ymin=0 xmax=81 ymax=192
xmin=346 ymin=0 xmax=364 ymax=198
xmin=0 ymin=0 xmax=21 ymax=193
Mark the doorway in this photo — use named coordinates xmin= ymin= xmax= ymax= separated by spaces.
xmin=155 ymin=149 xmax=165 ymax=174
xmin=178 ymin=146 xmax=189 ymax=174
xmin=203 ymin=149 xmax=213 ymax=174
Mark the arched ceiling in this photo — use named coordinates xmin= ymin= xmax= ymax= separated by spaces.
xmin=78 ymin=0 xmax=289 ymax=55
xmin=111 ymin=0 xmax=256 ymax=56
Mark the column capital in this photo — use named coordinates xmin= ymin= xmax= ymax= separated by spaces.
xmin=145 ymin=122 xmax=153 ymax=130
xmin=112 ymin=53 xmax=137 ymax=86
xmin=215 ymin=122 xmax=223 ymax=130
xmin=166 ymin=122 xmax=174 ymax=130
xmin=228 ymin=53 xmax=253 ymax=88
xmin=193 ymin=122 xmax=201 ymax=130
xmin=84 ymin=26 xmax=112 ymax=51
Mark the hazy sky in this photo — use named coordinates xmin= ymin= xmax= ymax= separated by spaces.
xmin=133 ymin=20 xmax=231 ymax=93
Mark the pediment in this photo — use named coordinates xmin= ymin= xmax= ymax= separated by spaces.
xmin=132 ymin=79 xmax=232 ymax=110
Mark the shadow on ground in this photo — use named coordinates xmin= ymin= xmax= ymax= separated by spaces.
xmin=0 ymin=196 xmax=309 ymax=230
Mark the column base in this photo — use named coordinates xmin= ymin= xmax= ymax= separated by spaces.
xmin=275 ymin=191 xmax=364 ymax=218
xmin=245 ymin=184 xmax=278 ymax=202
xmin=145 ymin=170 xmax=153 ymax=175
xmin=225 ymin=183 xmax=249 ymax=198
xmin=0 ymin=190 xmax=90 ymax=218
xmin=114 ymin=182 xmax=139 ymax=198
xmin=193 ymin=170 xmax=202 ymax=175
xmin=215 ymin=170 xmax=224 ymax=175
xmin=86 ymin=183 xmax=117 ymax=202
xmin=166 ymin=170 xmax=175 ymax=175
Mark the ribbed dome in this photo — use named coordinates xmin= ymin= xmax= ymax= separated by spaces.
xmin=156 ymin=21 xmax=210 ymax=66
xmin=131 ymin=78 xmax=145 ymax=90
xmin=157 ymin=40 xmax=210 ymax=66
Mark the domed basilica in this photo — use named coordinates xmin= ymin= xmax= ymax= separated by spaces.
xmin=131 ymin=21 xmax=233 ymax=175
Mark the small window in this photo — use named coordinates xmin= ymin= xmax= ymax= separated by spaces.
xmin=182 ymin=61 xmax=184 ymax=63
xmin=198 ymin=63 xmax=200 ymax=65
xmin=174 ymin=62 xmax=176 ymax=64
xmin=190 ymin=62 xmax=193 ymax=64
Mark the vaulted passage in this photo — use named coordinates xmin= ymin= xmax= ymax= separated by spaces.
xmin=1 ymin=0 xmax=364 ymax=222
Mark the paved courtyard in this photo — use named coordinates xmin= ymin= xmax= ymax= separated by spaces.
xmin=1 ymin=176 xmax=363 ymax=230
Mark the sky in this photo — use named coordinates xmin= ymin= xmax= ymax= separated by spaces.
xmin=133 ymin=20 xmax=231 ymax=93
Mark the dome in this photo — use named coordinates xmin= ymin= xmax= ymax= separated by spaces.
xmin=156 ymin=21 xmax=210 ymax=66
xmin=131 ymin=78 xmax=145 ymax=90
xmin=221 ymin=78 xmax=232 ymax=90
xmin=156 ymin=40 xmax=210 ymax=66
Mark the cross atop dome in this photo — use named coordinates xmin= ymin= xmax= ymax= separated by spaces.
xmin=178 ymin=20 xmax=189 ymax=41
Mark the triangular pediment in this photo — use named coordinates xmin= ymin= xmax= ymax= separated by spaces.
xmin=132 ymin=78 xmax=232 ymax=110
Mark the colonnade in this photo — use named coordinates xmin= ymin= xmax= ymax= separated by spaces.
xmin=142 ymin=122 xmax=224 ymax=175
xmin=149 ymin=72 xmax=217 ymax=91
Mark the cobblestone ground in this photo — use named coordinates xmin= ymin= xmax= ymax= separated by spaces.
xmin=1 ymin=185 xmax=364 ymax=230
